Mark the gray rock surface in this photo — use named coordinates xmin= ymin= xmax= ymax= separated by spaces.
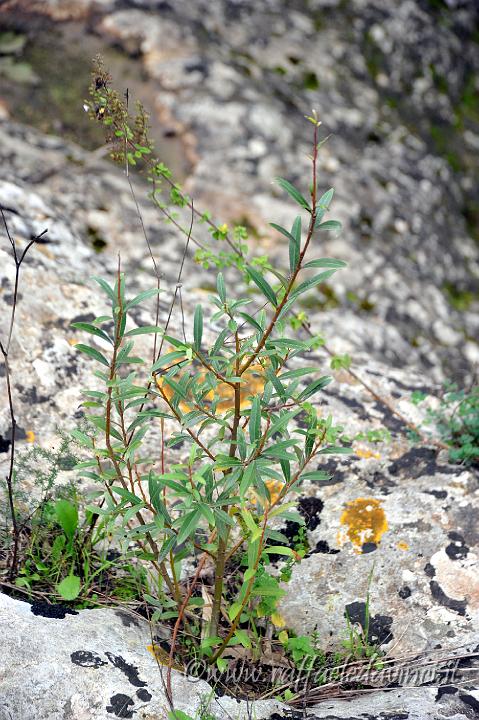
xmin=1 ymin=591 xmax=478 ymax=720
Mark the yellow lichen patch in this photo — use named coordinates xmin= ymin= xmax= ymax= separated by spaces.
xmin=338 ymin=497 xmax=388 ymax=552
xmin=397 ymin=541 xmax=409 ymax=551
xmin=157 ymin=363 xmax=266 ymax=415
xmin=147 ymin=644 xmax=183 ymax=671
xmin=25 ymin=430 xmax=35 ymax=443
xmin=355 ymin=447 xmax=381 ymax=460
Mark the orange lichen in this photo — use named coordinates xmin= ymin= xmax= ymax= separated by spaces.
xmin=25 ymin=430 xmax=35 ymax=443
xmin=397 ymin=541 xmax=409 ymax=551
xmin=338 ymin=497 xmax=388 ymax=551
xmin=355 ymin=447 xmax=381 ymax=460
xmin=147 ymin=644 xmax=183 ymax=670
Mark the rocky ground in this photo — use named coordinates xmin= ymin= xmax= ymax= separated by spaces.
xmin=0 ymin=1 xmax=479 ymax=718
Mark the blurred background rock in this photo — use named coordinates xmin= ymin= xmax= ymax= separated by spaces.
xmin=0 ymin=0 xmax=478 ymax=384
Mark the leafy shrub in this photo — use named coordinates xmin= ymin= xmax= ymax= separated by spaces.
xmin=71 ymin=61 xmax=352 ymax=666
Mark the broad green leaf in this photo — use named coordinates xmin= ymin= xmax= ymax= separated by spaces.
xmin=228 ymin=601 xmax=243 ymax=621
xmin=54 ymin=500 xmax=78 ymax=540
xmin=76 ymin=344 xmax=109 ymax=367
xmin=56 ymin=574 xmax=81 ymax=601
xmin=276 ymin=177 xmax=311 ymax=212
xmin=244 ymin=567 xmax=256 ymax=582
xmin=246 ymin=266 xmax=278 ymax=307
xmin=193 ymin=304 xmax=203 ymax=351
xmin=233 ymin=629 xmax=252 ymax=648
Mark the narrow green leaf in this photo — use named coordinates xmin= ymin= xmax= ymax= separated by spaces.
xmin=303 ymin=258 xmax=347 ymax=269
xmin=297 ymin=375 xmax=332 ymax=402
xmin=317 ymin=187 xmax=334 ymax=210
xmin=289 ymin=216 xmax=301 ymax=273
xmin=92 ymin=276 xmax=115 ymax=302
xmin=293 ymin=269 xmax=336 ymax=298
xmin=238 ymin=312 xmax=264 ymax=334
xmin=217 ymin=273 xmax=226 ymax=303
xmin=151 ymin=350 xmax=188 ymax=373
xmin=71 ymin=322 xmax=112 ymax=344
xmin=176 ymin=509 xmax=201 ymax=545
xmin=263 ymin=546 xmax=296 ymax=557
xmin=299 ymin=470 xmax=332 ymax=482
xmin=124 ymin=325 xmax=163 ymax=337
xmin=240 ymin=462 xmax=256 ymax=498
xmin=246 ymin=266 xmax=278 ymax=307
xmin=75 ymin=344 xmax=109 ymax=367
xmin=249 ymin=396 xmax=261 ymax=444
xmin=318 ymin=446 xmax=354 ymax=455
xmin=316 ymin=220 xmax=341 ymax=232
xmin=125 ymin=287 xmax=161 ymax=311
xmin=193 ymin=304 xmax=203 ymax=351
xmin=276 ymin=177 xmax=311 ymax=212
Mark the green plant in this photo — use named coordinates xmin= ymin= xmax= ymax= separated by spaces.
xmin=75 ymin=88 xmax=352 ymax=673
xmin=342 ymin=567 xmax=381 ymax=662
xmin=14 ymin=490 xmax=148 ymax=605
xmin=415 ymin=382 xmax=479 ymax=465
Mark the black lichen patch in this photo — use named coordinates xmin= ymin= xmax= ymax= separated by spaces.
xmin=398 ymin=586 xmax=411 ymax=599
xmin=445 ymin=532 xmax=469 ymax=561
xmin=366 ymin=471 xmax=397 ymax=495
xmin=136 ymin=688 xmax=152 ymax=702
xmin=0 ymin=434 xmax=10 ymax=453
xmin=430 ymin=581 xmax=467 ymax=616
xmin=298 ymin=496 xmax=324 ymax=531
xmin=312 ymin=539 xmax=340 ymax=554
xmin=345 ymin=601 xmax=393 ymax=645
xmin=424 ymin=562 xmax=436 ymax=577
xmin=71 ymin=650 xmax=107 ymax=668
xmin=105 ymin=652 xmax=147 ymax=687
xmin=372 ymin=401 xmax=409 ymax=434
xmin=459 ymin=693 xmax=479 ymax=713
xmin=115 ymin=610 xmax=140 ymax=627
xmin=436 ymin=685 xmax=458 ymax=701
xmin=388 ymin=447 xmax=454 ymax=479
xmin=424 ymin=489 xmax=448 ymax=500
xmin=106 ymin=693 xmax=134 ymax=718
xmin=361 ymin=542 xmax=377 ymax=554
xmin=30 ymin=601 xmax=78 ymax=618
